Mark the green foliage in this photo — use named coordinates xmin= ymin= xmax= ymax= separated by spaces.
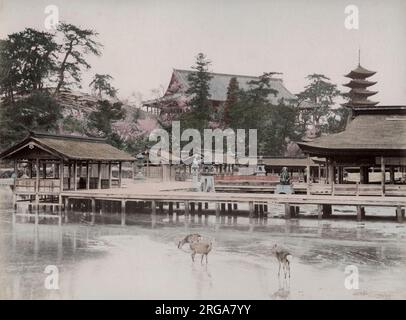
xmin=54 ymin=23 xmax=102 ymax=93
xmin=259 ymin=104 xmax=299 ymax=156
xmin=297 ymin=74 xmax=346 ymax=134
xmin=225 ymin=72 xmax=300 ymax=156
xmin=87 ymin=100 xmax=125 ymax=147
xmin=181 ymin=53 xmax=213 ymax=133
xmin=125 ymin=135 xmax=153 ymax=155
xmin=62 ymin=114 xmax=86 ymax=134
xmin=89 ymin=73 xmax=117 ymax=98
xmin=0 ymin=29 xmax=58 ymax=101
xmin=222 ymin=77 xmax=239 ymax=127
xmin=0 ymin=91 xmax=62 ymax=150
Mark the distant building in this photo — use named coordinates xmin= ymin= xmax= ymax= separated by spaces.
xmin=142 ymin=69 xmax=297 ymax=120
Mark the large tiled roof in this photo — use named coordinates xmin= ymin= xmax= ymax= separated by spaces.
xmin=298 ymin=110 xmax=406 ymax=155
xmin=173 ymin=69 xmax=297 ymax=104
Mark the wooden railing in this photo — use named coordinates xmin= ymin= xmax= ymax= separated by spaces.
xmin=309 ymin=183 xmax=406 ymax=197
xmin=385 ymin=184 xmax=406 ymax=197
xmin=15 ymin=178 xmax=61 ymax=193
xmin=15 ymin=179 xmax=36 ymax=193
xmin=38 ymin=179 xmax=61 ymax=193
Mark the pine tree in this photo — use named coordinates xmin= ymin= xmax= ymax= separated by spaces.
xmin=181 ymin=53 xmax=213 ymax=133
xmin=223 ymin=77 xmax=239 ymax=127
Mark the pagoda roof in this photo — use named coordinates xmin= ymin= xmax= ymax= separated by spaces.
xmin=343 ymin=79 xmax=377 ymax=88
xmin=342 ymin=99 xmax=379 ymax=108
xmin=344 ymin=89 xmax=378 ymax=97
xmin=345 ymin=65 xmax=376 ymax=79
xmin=297 ymin=109 xmax=406 ymax=156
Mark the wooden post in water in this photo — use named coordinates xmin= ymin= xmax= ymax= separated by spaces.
xmin=91 ymin=198 xmax=96 ymax=225
xmin=215 ymin=202 xmax=220 ymax=223
xmin=198 ymin=202 xmax=202 ymax=216
xmin=395 ymin=206 xmax=403 ymax=223
xmin=151 ymin=200 xmax=156 ymax=216
xmin=184 ymin=201 xmax=189 ymax=217
xmin=284 ymin=203 xmax=291 ymax=219
xmin=121 ymin=200 xmax=126 ymax=226
xmin=356 ymin=205 xmax=363 ymax=222
xmin=249 ymin=201 xmax=254 ymax=223
xmin=168 ymin=202 xmax=174 ymax=216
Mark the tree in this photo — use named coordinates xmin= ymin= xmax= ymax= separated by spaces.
xmin=297 ymin=74 xmax=344 ymax=135
xmin=222 ymin=77 xmax=239 ymax=127
xmin=0 ymin=28 xmax=58 ymax=101
xmin=54 ymin=23 xmax=102 ymax=94
xmin=259 ymin=103 xmax=299 ymax=156
xmin=181 ymin=53 xmax=213 ymax=133
xmin=89 ymin=74 xmax=117 ymax=98
xmin=87 ymin=100 xmax=125 ymax=148
xmin=0 ymin=91 xmax=62 ymax=150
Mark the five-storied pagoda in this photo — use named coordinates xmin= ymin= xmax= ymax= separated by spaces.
xmin=342 ymin=60 xmax=379 ymax=108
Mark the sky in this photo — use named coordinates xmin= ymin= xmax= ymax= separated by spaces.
xmin=1 ymin=0 xmax=405 ymax=105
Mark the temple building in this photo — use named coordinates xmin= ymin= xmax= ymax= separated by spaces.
xmin=342 ymin=64 xmax=379 ymax=108
xmin=297 ymin=63 xmax=406 ymax=202
xmin=142 ymin=69 xmax=296 ymax=120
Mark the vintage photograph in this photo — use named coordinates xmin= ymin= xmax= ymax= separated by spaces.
xmin=0 ymin=0 xmax=405 ymax=302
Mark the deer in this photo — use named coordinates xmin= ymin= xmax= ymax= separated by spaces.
xmin=177 ymin=233 xmax=202 ymax=249
xmin=271 ymin=244 xmax=292 ymax=279
xmin=190 ymin=241 xmax=213 ymax=265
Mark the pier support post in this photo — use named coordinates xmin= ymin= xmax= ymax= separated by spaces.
xmin=190 ymin=202 xmax=195 ymax=215
xmin=91 ymin=198 xmax=96 ymax=225
xmin=322 ymin=204 xmax=332 ymax=218
xmin=317 ymin=204 xmax=323 ymax=219
xmin=151 ymin=200 xmax=156 ymax=216
xmin=198 ymin=202 xmax=202 ymax=216
xmin=249 ymin=201 xmax=254 ymax=222
xmin=64 ymin=197 xmax=69 ymax=223
xmin=121 ymin=200 xmax=126 ymax=226
xmin=356 ymin=205 xmax=365 ymax=222
xmin=284 ymin=203 xmax=291 ymax=219
xmin=396 ymin=206 xmax=404 ymax=223
xmin=159 ymin=202 xmax=164 ymax=214
xmin=184 ymin=201 xmax=189 ymax=217
xmin=168 ymin=202 xmax=174 ymax=215
xmin=215 ymin=202 xmax=220 ymax=223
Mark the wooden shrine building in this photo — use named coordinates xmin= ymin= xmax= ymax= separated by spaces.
xmin=142 ymin=69 xmax=297 ymax=120
xmin=0 ymin=132 xmax=135 ymax=211
xmin=298 ymin=64 xmax=406 ymax=198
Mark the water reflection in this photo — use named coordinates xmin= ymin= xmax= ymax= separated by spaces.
xmin=1 ymin=188 xmax=406 ymax=299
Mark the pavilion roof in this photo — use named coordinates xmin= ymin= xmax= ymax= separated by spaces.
xmin=297 ymin=109 xmax=406 ymax=156
xmin=0 ymin=132 xmax=135 ymax=161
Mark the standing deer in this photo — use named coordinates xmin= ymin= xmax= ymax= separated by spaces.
xmin=271 ymin=244 xmax=292 ymax=279
xmin=190 ymin=241 xmax=212 ymax=264
xmin=178 ymin=233 xmax=202 ymax=249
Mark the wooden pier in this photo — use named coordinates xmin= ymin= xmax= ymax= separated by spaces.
xmin=54 ymin=181 xmax=406 ymax=225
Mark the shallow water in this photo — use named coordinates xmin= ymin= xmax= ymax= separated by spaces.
xmin=0 ymin=186 xmax=405 ymax=300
